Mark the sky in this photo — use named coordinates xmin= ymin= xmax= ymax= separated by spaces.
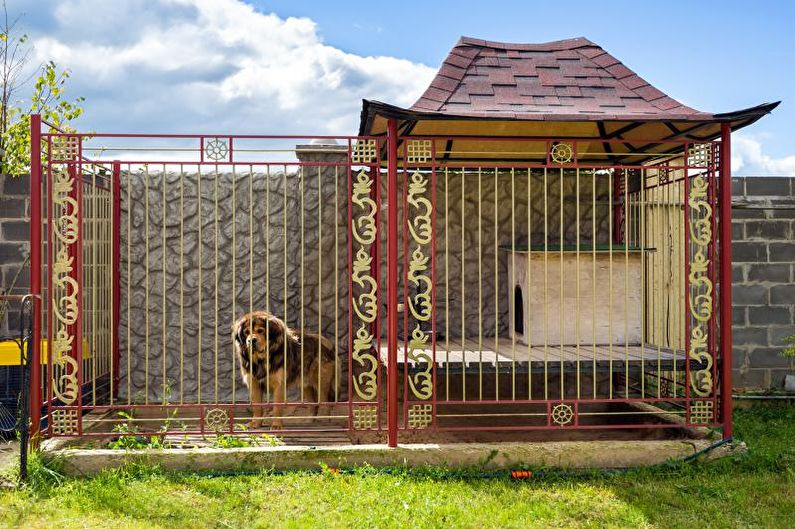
xmin=11 ymin=0 xmax=795 ymax=175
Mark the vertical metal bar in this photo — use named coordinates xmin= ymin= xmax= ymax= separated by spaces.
xmin=559 ymin=166 xmax=564 ymax=400
xmin=608 ymin=169 xmax=613 ymax=399
xmin=624 ymin=170 xmax=629 ymax=398
xmin=334 ymin=165 xmax=339 ymax=403
xmin=684 ymin=147 xmax=692 ymax=418
xmin=112 ymin=162 xmax=121 ymax=402
xmin=494 ymin=167 xmax=499 ymax=401
xmin=46 ymin=137 xmax=53 ymax=436
xmin=164 ymin=164 xmax=169 ymax=403
xmin=543 ymin=167 xmax=548 ymax=400
xmin=575 ymin=167 xmax=580 ymax=400
xmin=300 ymin=163 xmax=305 ymax=401
xmin=197 ymin=164 xmax=202 ymax=404
xmin=386 ymin=119 xmax=399 ymax=447
xmin=478 ymin=167 xmax=483 ymax=400
xmin=28 ymin=114 xmax=42 ymax=438
xmin=527 ymin=168 xmax=532 ymax=400
xmin=510 ymin=167 xmax=516 ymax=401
xmin=461 ymin=169 xmax=466 ymax=401
xmin=592 ymin=169 xmax=597 ymax=399
xmin=317 ymin=165 xmax=322 ymax=406
xmin=179 ymin=164 xmax=185 ymax=404
xmin=145 ymin=164 xmax=150 ymax=404
xmin=214 ymin=165 xmax=219 ymax=403
xmin=91 ymin=166 xmax=97 ymax=406
xmin=445 ymin=167 xmax=450 ymax=401
xmin=232 ymin=165 xmax=237 ymax=405
xmin=127 ymin=164 xmax=132 ymax=404
xmin=719 ymin=124 xmax=733 ymax=438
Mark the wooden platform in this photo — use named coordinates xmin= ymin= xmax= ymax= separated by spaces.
xmin=379 ymin=338 xmax=686 ymax=373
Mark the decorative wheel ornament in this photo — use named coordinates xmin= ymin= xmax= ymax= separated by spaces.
xmin=551 ymin=403 xmax=574 ymax=426
xmin=205 ymin=407 xmax=230 ymax=432
xmin=204 ymin=138 xmax=229 ymax=161
xmin=550 ymin=142 xmax=574 ymax=164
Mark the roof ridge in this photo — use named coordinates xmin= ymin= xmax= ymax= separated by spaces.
xmin=457 ymin=36 xmax=595 ymax=51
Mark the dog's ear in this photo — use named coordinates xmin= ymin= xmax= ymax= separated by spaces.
xmin=234 ymin=317 xmax=247 ymax=347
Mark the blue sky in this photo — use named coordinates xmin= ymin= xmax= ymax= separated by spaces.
xmin=13 ymin=0 xmax=795 ymax=174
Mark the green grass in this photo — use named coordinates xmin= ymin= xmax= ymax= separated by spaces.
xmin=1 ymin=403 xmax=794 ymax=528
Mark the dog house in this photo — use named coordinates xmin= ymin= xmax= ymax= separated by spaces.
xmin=25 ymin=36 xmax=777 ymax=447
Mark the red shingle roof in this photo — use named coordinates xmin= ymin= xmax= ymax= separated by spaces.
xmin=410 ymin=36 xmax=710 ymax=121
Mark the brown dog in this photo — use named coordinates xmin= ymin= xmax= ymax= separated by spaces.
xmin=233 ymin=311 xmax=338 ymax=429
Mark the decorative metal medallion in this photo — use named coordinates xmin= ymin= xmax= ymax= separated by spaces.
xmin=688 ymin=171 xmax=714 ymax=399
xmin=204 ymin=137 xmax=229 ymax=161
xmin=551 ymin=403 xmax=574 ymax=426
xmin=689 ymin=400 xmax=714 ymax=424
xmin=205 ymin=408 xmax=230 ymax=432
xmin=51 ymin=166 xmax=80 ymax=406
xmin=352 ymin=139 xmax=378 ymax=164
xmin=550 ymin=142 xmax=574 ymax=164
xmin=687 ymin=143 xmax=712 ymax=168
xmin=408 ymin=404 xmax=433 ymax=429
xmin=405 ymin=170 xmax=433 ymax=402
xmin=352 ymin=406 xmax=378 ymax=430
xmin=350 ymin=169 xmax=379 ymax=402
xmin=51 ymin=409 xmax=80 ymax=435
xmin=406 ymin=140 xmax=432 ymax=164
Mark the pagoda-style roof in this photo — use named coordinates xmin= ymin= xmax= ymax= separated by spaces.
xmin=359 ymin=36 xmax=778 ymax=153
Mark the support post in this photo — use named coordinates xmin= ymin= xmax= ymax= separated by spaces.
xmin=386 ymin=119 xmax=399 ymax=447
xmin=719 ymin=123 xmax=733 ymax=439
xmin=28 ymin=114 xmax=42 ymax=441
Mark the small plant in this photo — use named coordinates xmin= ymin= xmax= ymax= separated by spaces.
xmin=782 ymin=334 xmax=795 ymax=359
xmin=210 ymin=433 xmax=284 ymax=448
xmin=108 ymin=410 xmax=175 ymax=450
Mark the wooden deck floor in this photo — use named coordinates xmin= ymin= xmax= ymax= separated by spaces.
xmin=379 ymin=338 xmax=686 ymax=372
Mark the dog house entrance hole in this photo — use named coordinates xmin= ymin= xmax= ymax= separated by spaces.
xmin=514 ymin=285 xmax=524 ymax=336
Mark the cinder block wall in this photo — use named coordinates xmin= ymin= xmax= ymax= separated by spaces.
xmin=0 ymin=175 xmax=30 ymax=338
xmin=731 ymin=176 xmax=795 ymax=389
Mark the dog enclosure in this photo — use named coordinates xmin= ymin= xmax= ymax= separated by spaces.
xmin=25 ymin=37 xmax=776 ymax=446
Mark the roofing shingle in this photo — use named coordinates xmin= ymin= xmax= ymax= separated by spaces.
xmin=410 ymin=36 xmax=713 ymax=121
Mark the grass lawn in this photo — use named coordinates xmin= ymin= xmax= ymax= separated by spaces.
xmin=1 ymin=403 xmax=794 ymax=528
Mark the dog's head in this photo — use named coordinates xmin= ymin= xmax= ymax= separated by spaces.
xmin=233 ymin=311 xmax=289 ymax=363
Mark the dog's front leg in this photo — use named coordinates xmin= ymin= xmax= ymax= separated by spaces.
xmin=247 ymin=379 xmax=264 ymax=429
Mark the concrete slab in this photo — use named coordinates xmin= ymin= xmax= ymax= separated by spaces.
xmin=53 ymin=439 xmax=727 ymax=477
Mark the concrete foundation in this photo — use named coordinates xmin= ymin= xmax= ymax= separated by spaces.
xmin=51 ymin=438 xmax=732 ymax=477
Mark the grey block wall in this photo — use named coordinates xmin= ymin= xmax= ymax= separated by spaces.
xmin=731 ymin=176 xmax=795 ymax=389
xmin=0 ymin=175 xmax=31 ymax=338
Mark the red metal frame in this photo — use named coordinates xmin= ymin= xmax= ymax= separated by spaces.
xmin=386 ymin=119 xmax=399 ymax=447
xmin=29 ymin=114 xmax=42 ymax=440
xmin=719 ymin=123 xmax=733 ymax=438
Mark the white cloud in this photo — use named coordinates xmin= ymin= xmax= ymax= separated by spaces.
xmin=732 ymin=133 xmax=795 ymax=176
xmin=27 ymin=0 xmax=435 ymax=135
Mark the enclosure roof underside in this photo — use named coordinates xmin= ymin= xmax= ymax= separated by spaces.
xmin=359 ymin=36 xmax=779 ymax=164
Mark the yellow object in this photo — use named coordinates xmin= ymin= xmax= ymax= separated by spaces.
xmin=0 ymin=339 xmax=92 ymax=366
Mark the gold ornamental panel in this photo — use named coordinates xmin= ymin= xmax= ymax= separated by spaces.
xmin=352 ymin=140 xmax=378 ymax=164
xmin=51 ymin=409 xmax=80 ymax=435
xmin=406 ymin=140 xmax=432 ymax=164
xmin=352 ymin=406 xmax=378 ymax=430
xmin=689 ymin=400 xmax=714 ymax=424
xmin=688 ymin=173 xmax=714 ymax=398
xmin=408 ymin=404 xmax=433 ymax=429
xmin=404 ymin=170 xmax=433 ymax=403
xmin=350 ymin=168 xmax=379 ymax=403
